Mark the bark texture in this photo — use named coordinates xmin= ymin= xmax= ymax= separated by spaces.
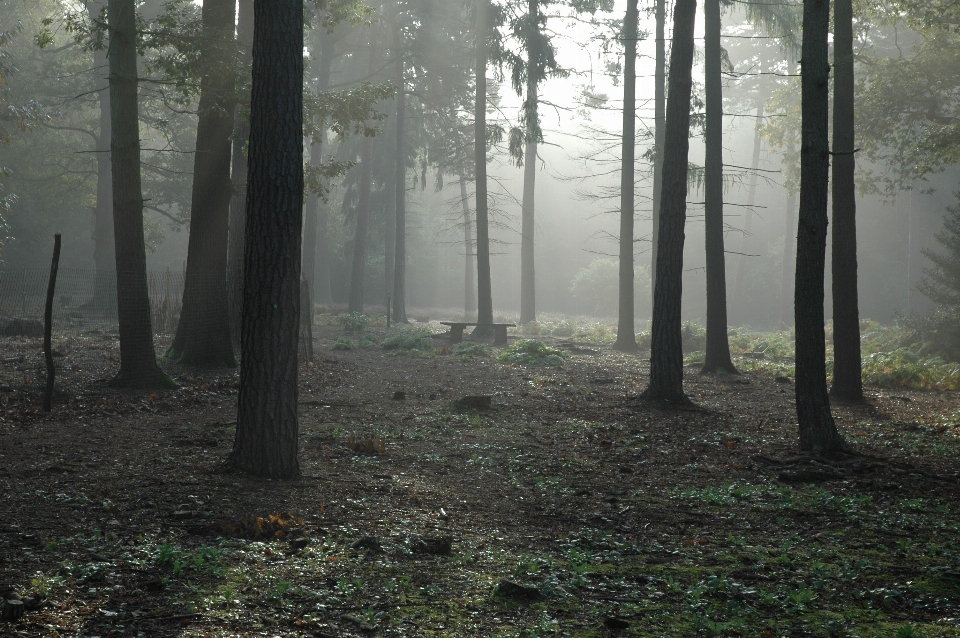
xmin=107 ymin=0 xmax=164 ymax=388
xmin=830 ymin=0 xmax=862 ymax=402
xmin=169 ymin=0 xmax=237 ymax=366
xmin=650 ymin=0 xmax=666 ymax=307
xmin=230 ymin=0 xmax=304 ymax=479
xmin=796 ymin=0 xmax=848 ymax=454
xmin=644 ymin=0 xmax=697 ymax=402
xmin=474 ymin=0 xmax=494 ymax=328
xmin=701 ymin=0 xmax=736 ymax=374
xmin=613 ymin=0 xmax=639 ymax=353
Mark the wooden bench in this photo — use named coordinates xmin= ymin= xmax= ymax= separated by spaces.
xmin=439 ymin=321 xmax=516 ymax=346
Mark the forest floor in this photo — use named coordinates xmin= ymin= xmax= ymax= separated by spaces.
xmin=1 ymin=320 xmax=960 ymax=637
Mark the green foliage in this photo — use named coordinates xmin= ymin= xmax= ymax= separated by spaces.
xmin=860 ymin=349 xmax=960 ymax=391
xmin=331 ymin=337 xmax=356 ymax=351
xmin=497 ymin=340 xmax=565 ymax=366
xmin=900 ymin=308 xmax=960 ymax=363
xmin=380 ymin=329 xmax=435 ymax=357
xmin=338 ymin=312 xmax=370 ymax=332
xmin=452 ymin=342 xmax=492 ymax=361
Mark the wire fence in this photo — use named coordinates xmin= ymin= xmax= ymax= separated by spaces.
xmin=0 ymin=268 xmax=192 ymax=334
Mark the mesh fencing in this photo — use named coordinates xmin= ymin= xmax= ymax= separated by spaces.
xmin=0 ymin=268 xmax=192 ymax=334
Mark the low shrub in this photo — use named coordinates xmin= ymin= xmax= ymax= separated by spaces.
xmin=338 ymin=312 xmax=370 ymax=332
xmin=861 ymin=349 xmax=960 ymax=391
xmin=331 ymin=337 xmax=355 ymax=351
xmin=452 ymin=342 xmax=492 ymax=361
xmin=497 ymin=339 xmax=565 ymax=366
xmin=380 ymin=329 xmax=435 ymax=357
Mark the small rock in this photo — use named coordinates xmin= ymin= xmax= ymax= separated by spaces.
xmin=493 ymin=579 xmax=544 ymax=601
xmin=412 ymin=536 xmax=452 ymax=555
xmin=392 ymin=391 xmax=406 ymax=401
xmin=350 ymin=536 xmax=382 ymax=552
xmin=603 ymin=616 xmax=630 ymax=631
xmin=0 ymin=599 xmax=24 ymax=621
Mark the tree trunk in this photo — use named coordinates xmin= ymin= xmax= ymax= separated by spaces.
xmin=460 ymin=175 xmax=477 ymax=320
xmin=519 ymin=0 xmax=539 ymax=326
xmin=778 ymin=61 xmax=798 ymax=329
xmin=168 ymin=0 xmax=237 ymax=367
xmin=830 ymin=0 xmax=862 ymax=402
xmin=701 ymin=0 xmax=736 ymax=374
xmin=731 ymin=97 xmax=764 ymax=322
xmin=907 ymin=187 xmax=921 ymax=315
xmin=474 ymin=0 xmax=494 ymax=329
xmin=303 ymin=24 xmax=333 ymax=307
xmin=348 ymin=134 xmax=373 ymax=313
xmin=650 ymin=0 xmax=666 ymax=308
xmin=392 ymin=24 xmax=408 ymax=323
xmin=796 ymin=0 xmax=848 ymax=454
xmin=107 ymin=0 xmax=165 ymax=388
xmin=644 ymin=0 xmax=697 ymax=402
xmin=613 ymin=0 xmax=639 ymax=353
xmin=229 ymin=0 xmax=304 ymax=479
xmin=85 ymin=16 xmax=117 ymax=315
xmin=227 ymin=0 xmax=254 ymax=334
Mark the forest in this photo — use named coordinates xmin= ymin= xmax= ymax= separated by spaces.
xmin=1 ymin=0 xmax=960 ymax=635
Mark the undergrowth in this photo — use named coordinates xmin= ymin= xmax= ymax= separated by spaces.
xmin=498 ymin=340 xmax=565 ymax=366
xmin=380 ymin=329 xmax=435 ymax=357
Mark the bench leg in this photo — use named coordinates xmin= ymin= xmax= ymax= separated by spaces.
xmin=449 ymin=326 xmax=465 ymax=343
xmin=494 ymin=326 xmax=508 ymax=346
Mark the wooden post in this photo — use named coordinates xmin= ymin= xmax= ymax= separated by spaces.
xmin=43 ymin=234 xmax=62 ymax=412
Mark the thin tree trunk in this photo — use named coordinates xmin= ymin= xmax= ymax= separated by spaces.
xmin=169 ymin=0 xmax=237 ymax=366
xmin=731 ymin=98 xmax=764 ymax=322
xmin=348 ymin=134 xmax=373 ymax=313
xmin=830 ymin=0 xmax=862 ymax=401
xmin=87 ymin=25 xmax=117 ymax=314
xmin=644 ymin=0 xmax=697 ymax=402
xmin=474 ymin=0 xmax=494 ymax=330
xmin=460 ymin=175 xmax=477 ymax=320
xmin=229 ymin=0 xmax=304 ymax=479
xmin=107 ymin=0 xmax=165 ymax=388
xmin=702 ymin=0 xmax=736 ymax=374
xmin=303 ymin=26 xmax=332 ymax=307
xmin=613 ymin=0 xmax=639 ymax=352
xmin=651 ymin=0 xmax=666 ymax=308
xmin=796 ymin=0 xmax=848 ymax=454
xmin=519 ymin=0 xmax=539 ymax=325
xmin=392 ymin=24 xmax=408 ymax=323
xmin=227 ymin=0 xmax=254 ymax=334
xmin=778 ymin=62 xmax=797 ymax=329
xmin=907 ymin=187 xmax=921 ymax=315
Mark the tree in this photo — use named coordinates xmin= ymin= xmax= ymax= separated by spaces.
xmin=460 ymin=175 xmax=477 ymax=319
xmin=650 ymin=0 xmax=666 ymax=307
xmin=228 ymin=0 xmax=253 ymax=327
xmin=168 ymin=0 xmax=238 ymax=366
xmin=83 ymin=1 xmax=117 ymax=315
xmin=474 ymin=0 xmax=494 ymax=331
xmin=701 ymin=0 xmax=736 ymax=374
xmin=391 ymin=7 xmax=409 ymax=323
xmin=511 ymin=0 xmax=561 ymax=325
xmin=829 ymin=0 xmax=863 ymax=401
xmin=644 ymin=0 xmax=697 ymax=402
xmin=228 ymin=0 xmax=305 ymax=479
xmin=795 ymin=0 xmax=848 ymax=453
xmin=919 ymin=204 xmax=960 ymax=307
xmin=303 ymin=8 xmax=336 ymax=308
xmin=613 ymin=0 xmax=639 ymax=353
xmin=107 ymin=0 xmax=167 ymax=388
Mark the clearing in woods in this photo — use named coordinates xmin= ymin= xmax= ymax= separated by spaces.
xmin=1 ymin=319 xmax=959 ymax=636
